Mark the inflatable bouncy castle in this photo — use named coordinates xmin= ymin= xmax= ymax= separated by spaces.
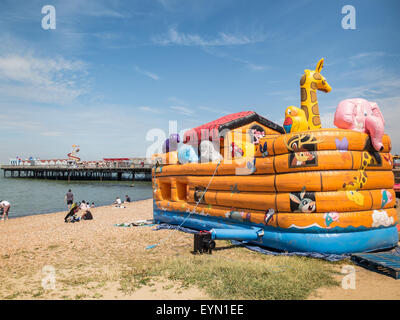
xmin=151 ymin=59 xmax=398 ymax=254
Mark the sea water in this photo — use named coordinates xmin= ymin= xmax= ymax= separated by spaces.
xmin=0 ymin=174 xmax=153 ymax=218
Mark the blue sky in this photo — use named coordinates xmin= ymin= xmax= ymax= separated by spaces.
xmin=0 ymin=0 xmax=399 ymax=162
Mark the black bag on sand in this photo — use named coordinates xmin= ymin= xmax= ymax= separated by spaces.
xmin=82 ymin=211 xmax=93 ymax=220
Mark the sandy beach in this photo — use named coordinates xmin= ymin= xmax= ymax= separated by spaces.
xmin=0 ymin=198 xmax=399 ymax=300
xmin=0 ymin=199 xmax=206 ymax=299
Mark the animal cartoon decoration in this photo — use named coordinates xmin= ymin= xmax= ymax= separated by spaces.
xmin=300 ymin=58 xmax=331 ymax=130
xmin=283 ymin=106 xmax=309 ymax=133
xmin=177 ymin=144 xmax=199 ymax=164
xmin=284 ymin=133 xmax=322 ymax=167
xmin=162 ymin=133 xmax=180 ymax=153
xmin=199 ymin=140 xmax=223 ymax=163
xmin=289 ymin=187 xmax=316 ymax=213
xmin=345 ymin=190 xmax=364 ymax=206
xmin=342 ymin=151 xmax=372 ymax=193
xmin=334 ymin=98 xmax=385 ymax=151
xmin=230 ymin=142 xmax=244 ymax=158
xmin=194 ymin=187 xmax=207 ymax=203
xmin=249 ymin=125 xmax=266 ymax=144
xmin=230 ymin=141 xmax=255 ymax=159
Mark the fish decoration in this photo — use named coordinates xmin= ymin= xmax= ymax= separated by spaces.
xmin=324 ymin=212 xmax=339 ymax=228
xmin=381 ymin=189 xmax=393 ymax=208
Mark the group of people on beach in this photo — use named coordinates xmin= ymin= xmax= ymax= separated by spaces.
xmin=114 ymin=195 xmax=131 ymax=208
xmin=64 ymin=190 xmax=133 ymax=222
xmin=64 ymin=189 xmax=94 ymax=223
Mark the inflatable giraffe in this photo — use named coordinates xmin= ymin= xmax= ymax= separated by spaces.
xmin=342 ymin=151 xmax=373 ymax=206
xmin=300 ymin=58 xmax=331 ymax=130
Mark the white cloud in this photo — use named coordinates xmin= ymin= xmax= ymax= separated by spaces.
xmin=60 ymin=0 xmax=129 ymax=19
xmin=198 ymin=106 xmax=230 ymax=115
xmin=139 ymin=106 xmax=162 ymax=113
xmin=247 ymin=63 xmax=267 ymax=71
xmin=152 ymin=27 xmax=267 ymax=47
xmin=0 ymin=114 xmax=41 ymax=131
xmin=40 ymin=131 xmax=64 ymax=137
xmin=167 ymin=96 xmax=187 ymax=105
xmin=0 ymin=54 xmax=88 ymax=104
xmin=134 ymin=66 xmax=160 ymax=80
xmin=196 ymin=46 xmax=269 ymax=71
xmin=170 ymin=105 xmax=194 ymax=115
xmin=350 ymin=51 xmax=386 ymax=60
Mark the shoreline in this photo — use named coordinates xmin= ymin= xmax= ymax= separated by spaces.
xmin=5 ymin=197 xmax=154 ymax=221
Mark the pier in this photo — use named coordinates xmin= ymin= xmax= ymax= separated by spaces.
xmin=394 ymin=169 xmax=400 ymax=183
xmin=1 ymin=159 xmax=153 ymax=182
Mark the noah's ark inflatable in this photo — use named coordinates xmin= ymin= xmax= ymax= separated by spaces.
xmin=151 ymin=59 xmax=399 ymax=254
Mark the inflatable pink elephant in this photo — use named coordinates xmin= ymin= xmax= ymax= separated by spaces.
xmin=334 ymin=98 xmax=385 ymax=151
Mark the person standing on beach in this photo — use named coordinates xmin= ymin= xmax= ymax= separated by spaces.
xmin=65 ymin=189 xmax=74 ymax=209
xmin=0 ymin=200 xmax=11 ymax=221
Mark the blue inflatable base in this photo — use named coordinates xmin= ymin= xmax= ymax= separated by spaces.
xmin=153 ymin=206 xmax=399 ymax=255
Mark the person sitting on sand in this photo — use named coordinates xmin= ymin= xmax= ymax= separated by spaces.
xmin=90 ymin=202 xmax=95 ymax=208
xmin=114 ymin=197 xmax=125 ymax=208
xmin=0 ymin=200 xmax=11 ymax=221
xmin=79 ymin=201 xmax=91 ymax=215
xmin=125 ymin=195 xmax=131 ymax=203
xmin=81 ymin=202 xmax=93 ymax=220
xmin=64 ymin=203 xmax=80 ymax=223
xmin=79 ymin=200 xmax=87 ymax=211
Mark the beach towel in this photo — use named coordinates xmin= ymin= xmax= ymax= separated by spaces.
xmin=65 ymin=215 xmax=81 ymax=223
xmin=115 ymin=219 xmax=155 ymax=227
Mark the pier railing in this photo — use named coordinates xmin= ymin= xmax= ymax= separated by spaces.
xmin=1 ymin=162 xmax=153 ymax=181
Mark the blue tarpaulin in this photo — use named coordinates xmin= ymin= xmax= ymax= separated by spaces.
xmin=153 ymin=223 xmax=351 ymax=262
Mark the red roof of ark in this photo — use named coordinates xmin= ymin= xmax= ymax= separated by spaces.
xmin=183 ymin=111 xmax=284 ymax=143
